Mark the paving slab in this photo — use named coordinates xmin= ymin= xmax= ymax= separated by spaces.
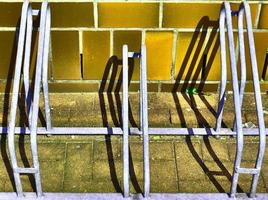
xmin=201 ymin=137 xmax=230 ymax=162
xmin=149 ymin=142 xmax=174 ymax=161
xmin=64 ymin=143 xmax=93 ymax=182
xmin=0 ymin=92 xmax=267 ymax=194
xmin=179 ymin=178 xmax=220 ymax=193
xmin=175 ymin=140 xmax=206 ymax=180
xmin=93 ymin=140 xmax=121 ymax=161
xmin=150 ymin=160 xmax=179 ymax=192
xmin=92 ymin=160 xmax=122 ymax=180
xmin=227 ymin=141 xmax=268 ymax=162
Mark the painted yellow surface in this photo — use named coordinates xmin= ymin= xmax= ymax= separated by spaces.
xmin=243 ymin=32 xmax=268 ymax=80
xmin=230 ymin=3 xmax=258 ymax=29
xmin=175 ymin=32 xmax=240 ymax=82
xmin=231 ymin=3 xmax=258 ymax=28
xmin=50 ymin=3 xmax=94 ymax=27
xmin=163 ymin=3 xmax=258 ymax=29
xmin=114 ymin=31 xmax=142 ymax=81
xmin=146 ymin=32 xmax=173 ymax=80
xmin=0 ymin=3 xmax=21 ymax=27
xmin=0 ymin=31 xmax=50 ymax=80
xmin=0 ymin=2 xmax=94 ymax=27
xmin=51 ymin=31 xmax=81 ymax=80
xmin=0 ymin=31 xmax=16 ymax=79
xmin=163 ymin=3 xmax=221 ymax=28
xmin=0 ymin=1 xmax=266 ymax=90
xmin=175 ymin=32 xmax=206 ymax=82
xmin=259 ymin=4 xmax=268 ymax=29
xmin=83 ymin=31 xmax=110 ymax=80
xmin=98 ymin=3 xmax=159 ymax=28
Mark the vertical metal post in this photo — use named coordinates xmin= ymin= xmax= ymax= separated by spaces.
xmin=122 ymin=45 xmax=129 ymax=197
xmin=140 ymin=50 xmax=143 ymax=133
xmin=141 ymin=45 xmax=150 ymax=197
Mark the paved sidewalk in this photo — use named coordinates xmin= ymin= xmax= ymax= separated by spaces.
xmin=0 ymin=93 xmax=267 ymax=194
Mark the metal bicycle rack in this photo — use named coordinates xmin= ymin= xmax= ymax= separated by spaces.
xmin=0 ymin=0 xmax=267 ymax=199
xmin=216 ymin=2 xmax=266 ymax=198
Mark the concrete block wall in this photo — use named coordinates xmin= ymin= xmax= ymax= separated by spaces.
xmin=0 ymin=0 xmax=267 ymax=93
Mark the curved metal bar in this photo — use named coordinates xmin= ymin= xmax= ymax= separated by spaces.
xmin=122 ymin=45 xmax=129 ymax=197
xmin=8 ymin=0 xmax=31 ymax=196
xmin=141 ymin=45 xmax=150 ymax=197
xmin=233 ymin=3 xmax=247 ymax=132
xmin=215 ymin=6 xmax=227 ymax=132
xmin=42 ymin=5 xmax=52 ymax=131
xmin=237 ymin=5 xmax=247 ymax=110
xmin=23 ymin=5 xmax=33 ymax=127
xmin=238 ymin=2 xmax=266 ymax=198
xmin=225 ymin=2 xmax=244 ymax=197
xmin=30 ymin=0 xmax=50 ymax=196
xmin=217 ymin=2 xmax=244 ymax=198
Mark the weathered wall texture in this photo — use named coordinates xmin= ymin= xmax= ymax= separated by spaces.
xmin=0 ymin=0 xmax=267 ymax=92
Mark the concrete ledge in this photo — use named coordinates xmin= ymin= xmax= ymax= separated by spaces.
xmin=0 ymin=192 xmax=267 ymax=200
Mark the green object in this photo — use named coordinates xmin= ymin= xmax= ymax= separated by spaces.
xmin=186 ymin=87 xmax=197 ymax=95
xmin=152 ymin=136 xmax=161 ymax=140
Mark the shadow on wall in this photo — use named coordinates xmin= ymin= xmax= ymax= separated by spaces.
xmin=171 ymin=16 xmax=228 ymax=129
xmin=173 ymin=16 xmax=219 ymax=93
xmin=261 ymin=53 xmax=268 ymax=81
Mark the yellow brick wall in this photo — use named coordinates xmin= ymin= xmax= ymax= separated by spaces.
xmin=0 ymin=1 xmax=267 ymax=93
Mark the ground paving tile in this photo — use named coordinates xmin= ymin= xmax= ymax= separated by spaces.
xmin=4 ymin=175 xmax=34 ymax=192
xmin=0 ymin=156 xmax=12 ymax=180
xmin=41 ymin=175 xmax=63 ymax=192
xmin=149 ymin=142 xmax=174 ymax=161
xmin=64 ymin=143 xmax=93 ymax=181
xmin=93 ymin=140 xmax=121 ymax=161
xmin=37 ymin=143 xmax=66 ymax=161
xmin=129 ymin=161 xmax=143 ymax=181
xmin=40 ymin=160 xmax=65 ymax=179
xmin=201 ymin=137 xmax=230 ymax=162
xmin=227 ymin=141 xmax=268 ymax=162
xmin=260 ymin=164 xmax=268 ymax=192
xmin=129 ymin=178 xmax=144 ymax=194
xmin=148 ymin=107 xmax=172 ymax=127
xmin=0 ymin=181 xmax=4 ymax=192
xmin=179 ymin=178 xmax=220 ymax=193
xmin=63 ymin=180 xmax=121 ymax=193
xmin=129 ymin=141 xmax=143 ymax=161
xmin=92 ymin=160 xmax=122 ymax=180
xmin=63 ymin=180 xmax=92 ymax=192
xmin=150 ymin=160 xmax=179 ymax=192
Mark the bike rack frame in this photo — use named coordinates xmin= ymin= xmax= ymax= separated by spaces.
xmin=0 ymin=0 xmax=267 ymax=199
